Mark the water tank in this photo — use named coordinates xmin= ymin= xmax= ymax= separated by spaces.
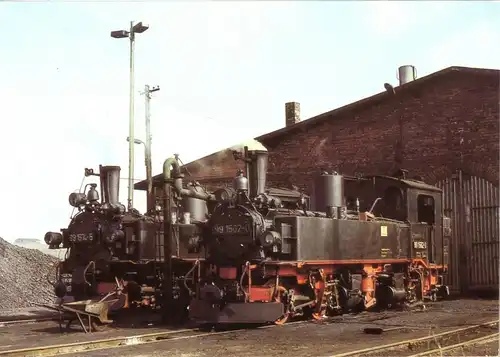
xmin=181 ymin=184 xmax=208 ymax=222
xmin=311 ymin=172 xmax=345 ymax=212
xmin=398 ymin=65 xmax=417 ymax=85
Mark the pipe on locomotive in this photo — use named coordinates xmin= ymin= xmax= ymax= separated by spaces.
xmin=161 ymin=156 xmax=216 ymax=322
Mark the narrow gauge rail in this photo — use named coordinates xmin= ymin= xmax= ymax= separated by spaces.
xmin=328 ymin=319 xmax=499 ymax=357
xmin=0 ymin=321 xmax=306 ymax=357
xmin=409 ymin=332 xmax=499 ymax=357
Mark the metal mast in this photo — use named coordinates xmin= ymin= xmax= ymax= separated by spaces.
xmin=144 ymin=84 xmax=160 ymax=212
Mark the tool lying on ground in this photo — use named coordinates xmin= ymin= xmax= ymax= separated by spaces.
xmin=363 ymin=326 xmax=403 ymax=334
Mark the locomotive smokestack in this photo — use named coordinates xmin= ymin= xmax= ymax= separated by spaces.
xmin=99 ymin=165 xmax=121 ymax=204
xmin=229 ymin=139 xmax=269 ymax=199
xmin=247 ymin=149 xmax=268 ymax=199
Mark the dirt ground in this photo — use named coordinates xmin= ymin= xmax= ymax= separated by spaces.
xmin=439 ymin=339 xmax=499 ymax=357
xmin=0 ymin=298 xmax=495 ymax=357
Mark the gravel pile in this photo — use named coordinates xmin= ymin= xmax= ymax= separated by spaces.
xmin=0 ymin=236 xmax=59 ymax=310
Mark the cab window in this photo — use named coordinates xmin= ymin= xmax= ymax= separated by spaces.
xmin=382 ymin=186 xmax=405 ymax=220
xmin=417 ymin=194 xmax=435 ymax=224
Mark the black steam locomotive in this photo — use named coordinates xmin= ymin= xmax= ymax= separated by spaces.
xmin=44 ymin=140 xmax=451 ymax=328
xmin=184 ymin=148 xmax=451 ymax=325
xmin=43 ymin=165 xmax=200 ymax=323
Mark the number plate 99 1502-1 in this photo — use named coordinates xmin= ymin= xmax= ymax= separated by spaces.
xmin=68 ymin=233 xmax=94 ymax=243
xmin=212 ymin=224 xmax=250 ymax=235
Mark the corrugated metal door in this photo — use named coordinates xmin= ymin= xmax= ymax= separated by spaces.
xmin=437 ymin=171 xmax=499 ymax=294
xmin=466 ymin=176 xmax=499 ymax=291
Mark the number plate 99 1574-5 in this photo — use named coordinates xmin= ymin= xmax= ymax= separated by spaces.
xmin=68 ymin=233 xmax=94 ymax=243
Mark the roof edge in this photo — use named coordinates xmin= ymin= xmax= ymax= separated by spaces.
xmin=255 ymin=66 xmax=499 ymax=143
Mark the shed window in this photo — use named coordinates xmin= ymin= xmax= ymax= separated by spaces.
xmin=417 ymin=194 xmax=435 ymax=224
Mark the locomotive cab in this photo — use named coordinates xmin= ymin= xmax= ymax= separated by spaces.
xmin=344 ymin=175 xmax=449 ymax=267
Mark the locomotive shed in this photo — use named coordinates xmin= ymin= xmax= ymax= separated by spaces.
xmin=0 ymin=299 xmax=497 ymax=356
xmin=136 ymin=65 xmax=500 ymax=297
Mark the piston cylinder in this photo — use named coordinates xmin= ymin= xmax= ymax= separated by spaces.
xmin=375 ymin=285 xmax=407 ymax=307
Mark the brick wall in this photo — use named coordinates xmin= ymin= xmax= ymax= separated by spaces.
xmin=259 ymin=71 xmax=499 ymax=193
xmin=175 ymin=70 xmax=499 ymax=195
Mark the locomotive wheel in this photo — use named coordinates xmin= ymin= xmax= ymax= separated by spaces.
xmin=430 ymin=291 xmax=437 ymax=302
xmin=273 ymin=285 xmax=291 ymax=325
xmin=311 ymin=306 xmax=327 ymax=321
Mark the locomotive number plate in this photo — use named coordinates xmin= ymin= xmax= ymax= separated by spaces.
xmin=68 ymin=233 xmax=94 ymax=243
xmin=212 ymin=224 xmax=250 ymax=235
xmin=413 ymin=241 xmax=427 ymax=249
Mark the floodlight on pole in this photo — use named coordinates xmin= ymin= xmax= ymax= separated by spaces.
xmin=110 ymin=21 xmax=150 ymax=211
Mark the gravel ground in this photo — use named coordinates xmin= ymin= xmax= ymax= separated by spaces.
xmin=0 ymin=299 xmax=497 ymax=357
xmin=0 ymin=236 xmax=59 ymax=309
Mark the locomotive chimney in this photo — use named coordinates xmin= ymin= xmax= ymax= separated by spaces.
xmin=246 ymin=149 xmax=268 ymax=199
xmin=397 ymin=65 xmax=417 ymax=86
xmin=285 ymin=102 xmax=301 ymax=127
xmin=229 ymin=139 xmax=269 ymax=199
xmin=99 ymin=165 xmax=121 ymax=204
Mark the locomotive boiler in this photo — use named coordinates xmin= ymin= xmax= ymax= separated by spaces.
xmin=186 ymin=146 xmax=451 ymax=325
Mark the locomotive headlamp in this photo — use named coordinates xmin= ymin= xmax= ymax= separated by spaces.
xmin=44 ymin=232 xmax=63 ymax=247
xmin=68 ymin=192 xmax=87 ymax=207
xmin=260 ymin=231 xmax=281 ymax=246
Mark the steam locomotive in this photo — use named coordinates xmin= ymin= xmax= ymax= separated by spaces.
xmin=184 ymin=147 xmax=451 ymax=325
xmin=43 ymin=165 xmax=202 ymax=322
xmin=44 ymin=140 xmax=451 ymax=328
xmin=42 ymin=145 xmax=306 ymax=326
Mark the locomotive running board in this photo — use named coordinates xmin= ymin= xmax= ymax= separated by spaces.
xmin=59 ymin=299 xmax=117 ymax=333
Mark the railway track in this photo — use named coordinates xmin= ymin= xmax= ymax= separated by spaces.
xmin=329 ymin=319 xmax=499 ymax=357
xmin=0 ymin=316 xmax=497 ymax=357
xmin=0 ymin=316 xmax=60 ymax=327
xmin=409 ymin=332 xmax=499 ymax=357
xmin=0 ymin=321 xmax=306 ymax=357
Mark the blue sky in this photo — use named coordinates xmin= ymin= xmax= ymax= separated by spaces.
xmin=0 ymin=1 xmax=498 ymax=242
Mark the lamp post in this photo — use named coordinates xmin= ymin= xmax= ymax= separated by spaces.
xmin=111 ymin=21 xmax=149 ymax=211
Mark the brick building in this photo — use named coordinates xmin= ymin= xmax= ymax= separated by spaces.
xmin=136 ymin=65 xmax=499 ymax=294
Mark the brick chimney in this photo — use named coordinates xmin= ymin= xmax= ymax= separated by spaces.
xmin=285 ymin=102 xmax=301 ymax=127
